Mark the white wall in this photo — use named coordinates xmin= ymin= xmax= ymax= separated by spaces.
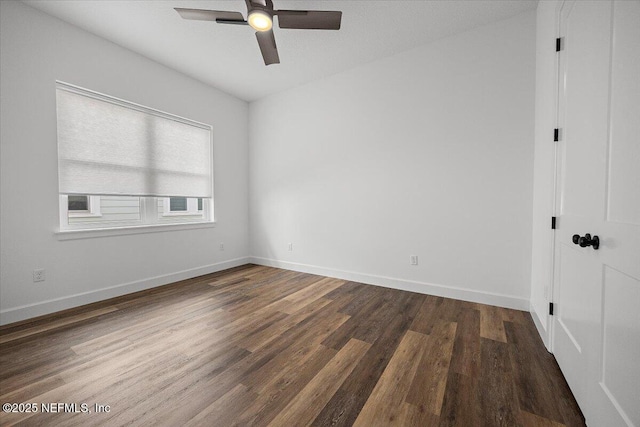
xmin=530 ymin=0 xmax=560 ymax=347
xmin=0 ymin=1 xmax=250 ymax=324
xmin=249 ymin=12 xmax=536 ymax=309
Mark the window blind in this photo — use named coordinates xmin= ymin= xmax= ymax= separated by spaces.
xmin=56 ymin=82 xmax=212 ymax=198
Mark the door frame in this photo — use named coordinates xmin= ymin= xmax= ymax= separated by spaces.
xmin=546 ymin=0 xmax=565 ymax=354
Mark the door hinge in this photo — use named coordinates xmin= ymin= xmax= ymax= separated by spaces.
xmin=549 ymin=302 xmax=554 ymax=315
xmin=556 ymin=37 xmax=563 ymax=52
xmin=554 ymin=128 xmax=560 ymax=142
xmin=551 ymin=216 xmax=557 ymax=229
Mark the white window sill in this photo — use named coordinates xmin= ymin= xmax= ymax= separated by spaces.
xmin=68 ymin=213 xmax=103 ymax=218
xmin=161 ymin=212 xmax=203 ymax=217
xmin=55 ymin=221 xmax=216 ymax=240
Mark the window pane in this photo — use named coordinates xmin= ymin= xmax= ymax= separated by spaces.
xmin=197 ymin=198 xmax=203 ymax=211
xmin=170 ymin=197 xmax=187 ymax=211
xmin=68 ymin=195 xmax=88 ymax=211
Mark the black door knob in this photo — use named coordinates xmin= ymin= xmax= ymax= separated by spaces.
xmin=573 ymin=233 xmax=600 ymax=250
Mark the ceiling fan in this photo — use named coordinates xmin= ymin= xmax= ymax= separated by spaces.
xmin=175 ymin=0 xmax=342 ymax=66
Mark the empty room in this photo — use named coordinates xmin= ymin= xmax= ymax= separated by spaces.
xmin=0 ymin=0 xmax=638 ymax=426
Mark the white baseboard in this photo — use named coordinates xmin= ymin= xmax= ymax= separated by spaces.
xmin=250 ymin=257 xmax=529 ymax=311
xmin=0 ymin=257 xmax=250 ymax=326
xmin=1 ymin=256 xmax=532 ymax=326
xmin=530 ymin=301 xmax=551 ymax=351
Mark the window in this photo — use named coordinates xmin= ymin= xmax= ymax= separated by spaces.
xmin=170 ymin=197 xmax=188 ymax=212
xmin=68 ymin=195 xmax=88 ymax=211
xmin=56 ymin=82 xmax=213 ymax=232
xmin=162 ymin=197 xmax=203 ymax=216
xmin=67 ymin=195 xmax=102 ymax=218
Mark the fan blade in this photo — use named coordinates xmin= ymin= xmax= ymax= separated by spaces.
xmin=246 ymin=0 xmax=271 ymax=7
xmin=216 ymin=19 xmax=248 ymax=26
xmin=175 ymin=8 xmax=244 ymax=22
xmin=276 ymin=10 xmax=342 ymax=30
xmin=255 ymin=30 xmax=280 ymax=65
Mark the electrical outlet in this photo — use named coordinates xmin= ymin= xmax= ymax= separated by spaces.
xmin=33 ymin=269 xmax=45 ymax=282
xmin=410 ymin=255 xmax=418 ymax=266
xmin=219 ymin=243 xmax=225 ymax=251
xmin=288 ymin=243 xmax=293 ymax=251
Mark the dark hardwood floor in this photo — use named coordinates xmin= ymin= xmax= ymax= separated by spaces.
xmin=0 ymin=264 xmax=584 ymax=426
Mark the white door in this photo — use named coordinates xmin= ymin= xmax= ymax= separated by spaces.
xmin=552 ymin=1 xmax=640 ymax=426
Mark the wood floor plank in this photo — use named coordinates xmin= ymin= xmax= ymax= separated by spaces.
xmin=521 ymin=410 xmax=567 ymax=427
xmin=0 ymin=265 xmax=585 ymax=427
xmin=352 ymin=292 xmax=423 ymax=345
xmin=311 ymin=293 xmax=423 ymax=427
xmin=320 ymin=291 xmax=386 ymax=349
xmin=409 ymin=295 xmax=443 ymax=334
xmin=406 ymin=321 xmax=457 ymax=416
xmin=2 ymin=345 xmax=193 ymax=426
xmin=398 ymin=401 xmax=441 ymax=427
xmin=184 ymin=384 xmax=257 ymax=427
xmin=336 ymin=285 xmax=396 ymax=317
xmin=513 ymin=319 xmax=585 ymax=427
xmin=267 ymin=338 xmax=370 ymax=427
xmin=152 ymin=378 xmax=252 ymax=427
xmin=321 ymin=286 xmax=418 ymax=349
xmin=504 ymin=321 xmax=581 ymax=426
xmin=439 ymin=372 xmax=480 ymax=427
xmin=478 ymin=337 xmax=522 ymax=427
xmin=546 ymin=363 xmax=586 ymax=427
xmin=236 ymin=297 xmax=333 ymax=353
xmin=478 ymin=304 xmax=508 ymax=343
xmin=279 ymin=277 xmax=346 ymax=314
xmin=189 ymin=306 xmax=351 ymax=414
xmin=69 ymin=302 xmax=226 ymax=355
xmin=0 ymin=306 xmax=119 ymax=345
xmin=449 ymin=308 xmax=481 ymax=377
xmin=353 ymin=330 xmax=431 ymax=427
xmin=0 ymin=374 xmax=66 ymax=405
xmin=65 ymin=310 xmax=227 ymax=375
xmin=101 ymin=346 xmax=252 ymax=426
xmin=234 ymin=345 xmax=337 ymax=427
xmin=323 ymin=280 xmax=367 ymax=300
xmin=241 ymin=320 xmax=345 ymax=395
xmin=322 ymin=291 xmax=358 ymax=315
xmin=501 ymin=307 xmax=531 ymax=325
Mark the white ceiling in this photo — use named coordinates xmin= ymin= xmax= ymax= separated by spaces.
xmin=22 ymin=0 xmax=537 ymax=102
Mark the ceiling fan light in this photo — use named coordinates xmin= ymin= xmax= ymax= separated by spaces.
xmin=248 ymin=10 xmax=272 ymax=31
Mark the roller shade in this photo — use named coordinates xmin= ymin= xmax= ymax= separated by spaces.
xmin=56 ymin=82 xmax=212 ymax=198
